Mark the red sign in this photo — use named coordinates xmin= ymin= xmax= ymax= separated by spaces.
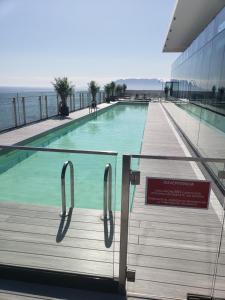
xmin=146 ymin=177 xmax=211 ymax=209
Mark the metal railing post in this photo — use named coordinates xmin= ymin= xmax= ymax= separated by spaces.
xmin=16 ymin=93 xmax=21 ymax=126
xmin=119 ymin=154 xmax=131 ymax=293
xmin=39 ymin=96 xmax=42 ymax=120
xmin=57 ymin=95 xmax=60 ymax=115
xmin=82 ymin=93 xmax=84 ymax=108
xmin=73 ymin=94 xmax=75 ymax=111
xmin=22 ymin=97 xmax=26 ymax=125
xmin=79 ymin=93 xmax=81 ymax=109
xmin=45 ymin=96 xmax=48 ymax=118
xmin=69 ymin=95 xmax=72 ymax=112
xmin=12 ymin=97 xmax=18 ymax=127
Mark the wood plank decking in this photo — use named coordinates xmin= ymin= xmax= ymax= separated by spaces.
xmin=0 ymin=203 xmax=118 ymax=278
xmin=127 ymin=103 xmax=225 ymax=299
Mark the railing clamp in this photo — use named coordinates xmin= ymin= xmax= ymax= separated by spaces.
xmin=218 ymin=170 xmax=225 ymax=180
xmin=129 ymin=170 xmax=140 ymax=185
xmin=126 ymin=269 xmax=136 ymax=282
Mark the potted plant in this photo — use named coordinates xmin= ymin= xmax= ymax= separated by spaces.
xmin=164 ymin=86 xmax=169 ymax=99
xmin=104 ymin=84 xmax=111 ymax=103
xmin=115 ymin=84 xmax=123 ymax=98
xmin=122 ymin=83 xmax=127 ymax=96
xmin=109 ymin=81 xmax=116 ymax=101
xmin=52 ymin=77 xmax=74 ymax=116
xmin=88 ymin=81 xmax=100 ymax=108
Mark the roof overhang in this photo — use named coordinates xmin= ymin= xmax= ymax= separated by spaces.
xmin=163 ymin=0 xmax=225 ymax=52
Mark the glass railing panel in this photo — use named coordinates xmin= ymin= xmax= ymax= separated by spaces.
xmin=24 ymin=96 xmax=40 ymax=123
xmin=164 ymin=102 xmax=225 ymax=192
xmin=75 ymin=92 xmax=81 ymax=110
xmin=17 ymin=96 xmax=26 ymax=126
xmin=167 ymin=100 xmax=202 ymax=147
xmin=127 ymin=157 xmax=225 ymax=299
xmin=47 ymin=94 xmax=58 ymax=117
xmin=40 ymin=95 xmax=48 ymax=119
xmin=0 ymin=97 xmax=15 ymax=131
xmin=197 ymin=109 xmax=225 ymax=189
xmin=0 ymin=147 xmax=118 ymax=280
xmin=211 ymin=194 xmax=225 ymax=299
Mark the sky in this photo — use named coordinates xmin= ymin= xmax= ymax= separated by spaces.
xmin=0 ymin=0 xmax=179 ymax=88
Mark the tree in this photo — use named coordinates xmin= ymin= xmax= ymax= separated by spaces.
xmin=218 ymin=87 xmax=225 ymax=101
xmin=115 ymin=84 xmax=123 ymax=97
xmin=122 ymin=84 xmax=127 ymax=95
xmin=88 ymin=81 xmax=100 ymax=108
xmin=104 ymin=84 xmax=111 ymax=103
xmin=212 ymin=85 xmax=216 ymax=98
xmin=52 ymin=77 xmax=74 ymax=116
xmin=109 ymin=81 xmax=116 ymax=97
xmin=164 ymin=86 xmax=169 ymax=99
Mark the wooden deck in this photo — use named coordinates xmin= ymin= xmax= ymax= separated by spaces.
xmin=0 ymin=202 xmax=119 ymax=278
xmin=127 ymin=103 xmax=225 ymax=299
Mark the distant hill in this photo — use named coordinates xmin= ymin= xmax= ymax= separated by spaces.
xmin=115 ymin=79 xmax=164 ymax=90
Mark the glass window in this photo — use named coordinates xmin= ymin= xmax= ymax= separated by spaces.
xmin=205 ymin=20 xmax=215 ymax=44
xmin=208 ymin=30 xmax=225 ymax=93
xmin=215 ymin=6 xmax=225 ymax=34
xmin=200 ymin=41 xmax=212 ymax=92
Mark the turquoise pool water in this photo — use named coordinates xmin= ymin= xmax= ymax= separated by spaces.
xmin=0 ymin=104 xmax=148 ymax=210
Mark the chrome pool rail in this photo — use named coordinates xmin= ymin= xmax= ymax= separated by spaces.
xmin=0 ymin=145 xmax=118 ymax=156
xmin=60 ymin=161 xmax=74 ymax=217
xmin=101 ymin=163 xmax=112 ymax=220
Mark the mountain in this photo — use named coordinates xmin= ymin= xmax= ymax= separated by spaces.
xmin=115 ymin=79 xmax=164 ymax=90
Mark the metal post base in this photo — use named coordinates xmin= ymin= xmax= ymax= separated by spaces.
xmin=100 ymin=215 xmax=110 ymax=221
xmin=60 ymin=212 xmax=68 ymax=218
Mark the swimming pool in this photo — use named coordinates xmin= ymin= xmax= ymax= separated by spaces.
xmin=0 ymin=103 xmax=148 ymax=210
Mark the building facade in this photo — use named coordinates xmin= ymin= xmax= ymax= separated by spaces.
xmin=172 ymin=6 xmax=225 ymax=104
xmin=163 ymin=0 xmax=225 ymax=193
xmin=164 ymin=0 xmax=225 ymax=112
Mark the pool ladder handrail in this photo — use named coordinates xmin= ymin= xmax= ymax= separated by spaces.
xmin=60 ymin=161 xmax=74 ymax=217
xmin=101 ymin=163 xmax=112 ymax=220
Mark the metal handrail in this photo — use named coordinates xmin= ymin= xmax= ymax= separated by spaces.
xmin=130 ymin=154 xmax=225 ymax=163
xmin=0 ymin=145 xmax=118 ymax=156
xmin=60 ymin=161 xmax=74 ymax=217
xmin=101 ymin=163 xmax=112 ymax=220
